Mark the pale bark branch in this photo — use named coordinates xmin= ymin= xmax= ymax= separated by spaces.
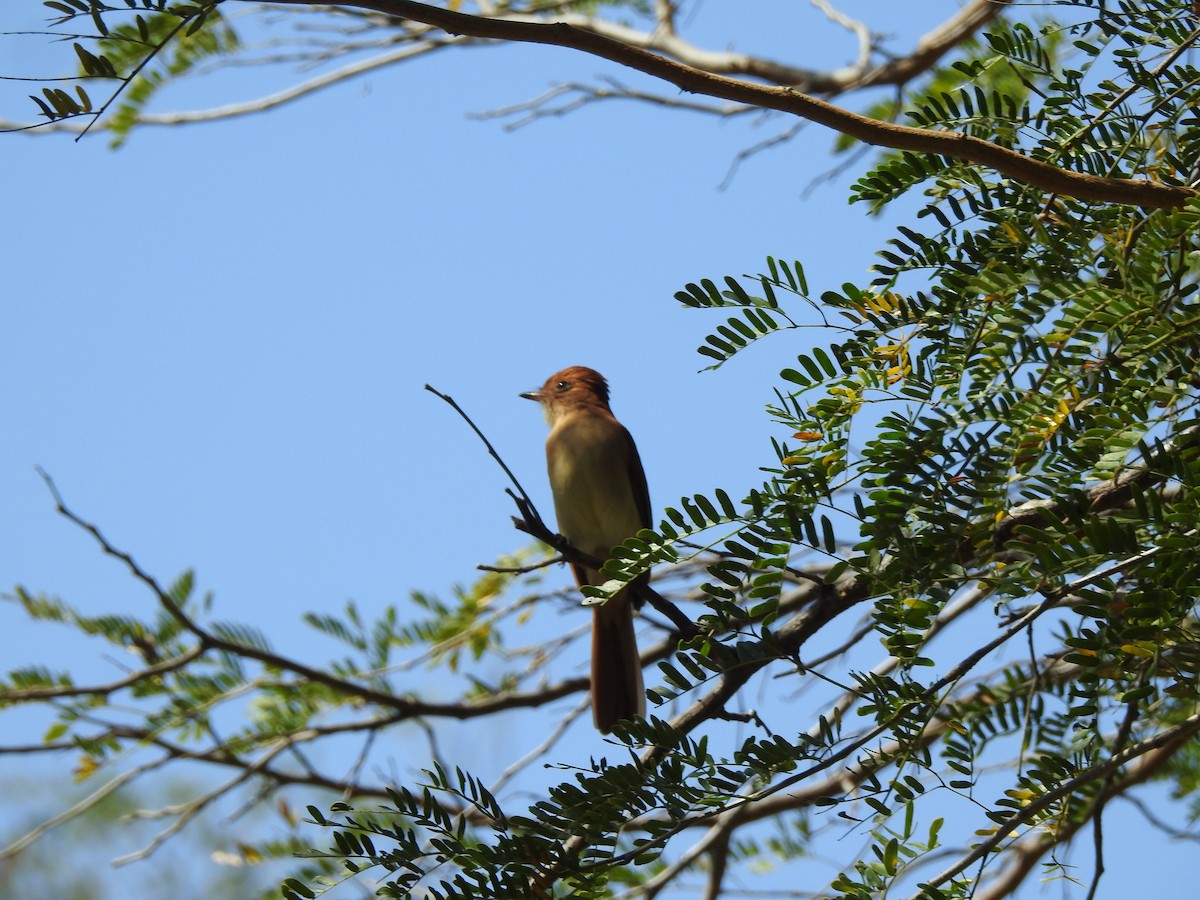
xmin=260 ymin=0 xmax=1194 ymax=208
xmin=16 ymin=0 xmax=1190 ymax=207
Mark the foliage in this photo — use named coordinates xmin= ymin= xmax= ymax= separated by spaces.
xmin=5 ymin=1 xmax=1200 ymax=898
xmin=23 ymin=0 xmax=234 ymax=145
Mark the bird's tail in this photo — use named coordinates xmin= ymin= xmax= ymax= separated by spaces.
xmin=591 ymin=592 xmax=645 ymax=733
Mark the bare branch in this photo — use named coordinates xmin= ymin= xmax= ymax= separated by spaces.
xmin=470 ymin=77 xmax=750 ymax=132
xmin=653 ymin=0 xmax=675 ymax=39
xmin=489 ymin=696 xmax=589 ymax=796
xmin=0 ymin=759 xmax=159 ymax=861
xmin=14 ymin=0 xmax=1188 ymax=206
xmin=425 ymin=383 xmax=541 ymax=524
xmin=252 ymin=0 xmax=1192 ymax=208
xmin=810 ymin=0 xmax=872 ymax=73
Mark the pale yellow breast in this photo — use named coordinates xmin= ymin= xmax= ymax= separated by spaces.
xmin=545 ymin=413 xmax=643 ymax=564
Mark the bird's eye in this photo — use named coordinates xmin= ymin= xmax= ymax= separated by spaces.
xmin=555 ymin=380 xmax=570 ymax=391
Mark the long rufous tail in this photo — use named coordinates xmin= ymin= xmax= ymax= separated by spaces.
xmin=590 ymin=593 xmax=645 ymax=733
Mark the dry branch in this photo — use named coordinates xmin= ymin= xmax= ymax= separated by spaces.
xmin=265 ymin=0 xmax=1196 ymax=209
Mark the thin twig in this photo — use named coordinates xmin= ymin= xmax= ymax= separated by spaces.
xmin=477 ymin=556 xmax=559 ymax=574
xmin=489 ymin=697 xmax=589 ymax=796
xmin=424 ymin=383 xmax=540 ymax=519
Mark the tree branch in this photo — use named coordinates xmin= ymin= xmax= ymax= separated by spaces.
xmin=2 ymin=645 xmax=205 ymax=701
xmin=262 ymin=0 xmax=1195 ymax=209
xmin=31 ymin=467 xmax=609 ymax=721
xmin=916 ymin=709 xmax=1200 ymax=897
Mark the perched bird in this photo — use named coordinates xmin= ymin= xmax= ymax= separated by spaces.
xmin=521 ymin=366 xmax=649 ymax=733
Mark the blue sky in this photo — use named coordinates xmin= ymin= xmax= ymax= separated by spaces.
xmin=3 ymin=2 xmax=1196 ymax=897
xmin=4 ymin=1 xmax=899 ymax=668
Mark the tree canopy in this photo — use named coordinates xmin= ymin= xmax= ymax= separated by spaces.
xmin=4 ymin=2 xmax=1200 ymax=898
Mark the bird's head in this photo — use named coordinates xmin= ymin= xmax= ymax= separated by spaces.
xmin=521 ymin=366 xmax=612 ymax=424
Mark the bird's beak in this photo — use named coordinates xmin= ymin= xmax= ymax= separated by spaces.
xmin=520 ymin=389 xmax=542 ymax=402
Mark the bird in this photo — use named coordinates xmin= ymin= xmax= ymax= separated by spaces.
xmin=521 ymin=366 xmax=649 ymax=733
